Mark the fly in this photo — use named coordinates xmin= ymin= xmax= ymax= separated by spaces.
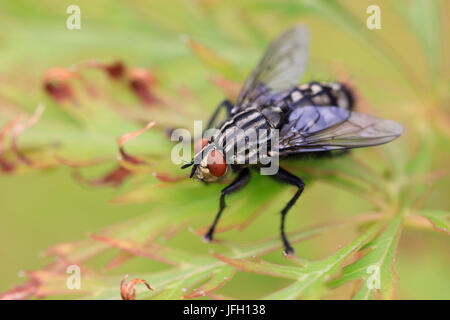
xmin=181 ymin=25 xmax=403 ymax=255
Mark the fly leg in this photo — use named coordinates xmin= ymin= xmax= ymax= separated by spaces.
xmin=203 ymin=168 xmax=250 ymax=242
xmin=206 ymin=99 xmax=233 ymax=129
xmin=272 ymin=167 xmax=305 ymax=255
xmin=174 ymin=99 xmax=232 ymax=143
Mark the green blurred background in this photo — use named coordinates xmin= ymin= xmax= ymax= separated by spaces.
xmin=0 ymin=0 xmax=448 ymax=299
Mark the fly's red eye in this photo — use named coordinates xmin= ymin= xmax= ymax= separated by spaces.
xmin=207 ymin=150 xmax=226 ymax=177
xmin=194 ymin=138 xmax=209 ymax=154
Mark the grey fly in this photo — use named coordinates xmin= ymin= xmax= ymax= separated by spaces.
xmin=181 ymin=25 xmax=403 ymax=255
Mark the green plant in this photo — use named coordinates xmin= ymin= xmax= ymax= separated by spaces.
xmin=0 ymin=0 xmax=448 ymax=300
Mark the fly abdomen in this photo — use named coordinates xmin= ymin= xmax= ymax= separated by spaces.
xmin=290 ymin=81 xmax=355 ymax=111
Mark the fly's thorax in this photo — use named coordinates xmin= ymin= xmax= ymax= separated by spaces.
xmin=259 ymin=105 xmax=284 ymax=128
xmin=213 ymin=107 xmax=282 ymax=166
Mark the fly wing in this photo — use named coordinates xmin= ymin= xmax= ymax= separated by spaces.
xmin=278 ymin=106 xmax=403 ymax=154
xmin=234 ymin=25 xmax=310 ymax=113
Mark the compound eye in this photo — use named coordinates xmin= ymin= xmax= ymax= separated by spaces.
xmin=207 ymin=150 xmax=226 ymax=177
xmin=194 ymin=138 xmax=209 ymax=154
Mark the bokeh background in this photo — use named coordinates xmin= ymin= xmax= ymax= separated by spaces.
xmin=0 ymin=0 xmax=448 ymax=299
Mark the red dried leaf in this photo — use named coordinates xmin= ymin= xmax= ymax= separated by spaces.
xmin=45 ymin=82 xmax=73 ymax=102
xmin=152 ymin=172 xmax=185 ymax=183
xmin=78 ymin=60 xmax=126 ymax=79
xmin=182 ymin=268 xmax=234 ymax=299
xmin=120 ymin=275 xmax=153 ymax=300
xmin=43 ymin=239 xmax=109 ymax=271
xmin=128 ymin=68 xmax=158 ymax=106
xmin=0 ymin=116 xmax=23 ymax=173
xmin=0 ymin=158 xmax=14 ymax=172
xmin=91 ymin=234 xmax=179 ymax=266
xmin=73 ymin=166 xmax=132 ymax=187
xmin=105 ymin=251 xmax=135 ymax=271
xmin=0 ymin=257 xmax=89 ymax=300
xmin=44 ymin=239 xmax=94 ymax=259
xmin=96 ymin=166 xmax=132 ymax=186
xmin=105 ymin=61 xmax=125 ymax=79
xmin=118 ymin=121 xmax=155 ymax=165
xmin=0 ymin=279 xmax=39 ymax=300
xmin=43 ymin=68 xmax=79 ymax=103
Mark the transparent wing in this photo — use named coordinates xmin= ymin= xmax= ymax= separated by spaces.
xmin=279 ymin=106 xmax=404 ymax=154
xmin=234 ymin=25 xmax=310 ymax=113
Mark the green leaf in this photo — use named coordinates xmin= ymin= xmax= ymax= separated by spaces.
xmin=413 ymin=210 xmax=450 ymax=235
xmin=9 ymin=216 xmax=378 ymax=300
xmin=397 ymin=0 xmax=443 ymax=83
xmin=87 ymin=221 xmax=358 ymax=300
xmin=406 ymin=135 xmax=434 ymax=176
xmin=0 ymin=0 xmax=445 ymax=301
xmin=328 ymin=215 xmax=404 ymax=299
xmin=186 ymin=37 xmax=242 ymax=80
xmin=216 ymin=223 xmax=378 ymax=299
